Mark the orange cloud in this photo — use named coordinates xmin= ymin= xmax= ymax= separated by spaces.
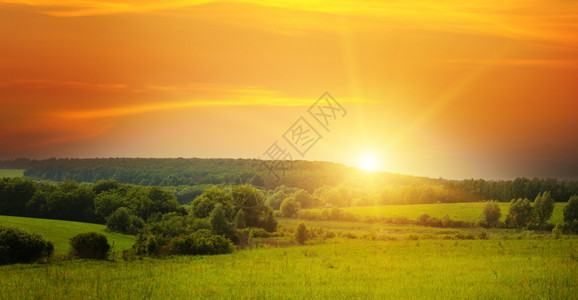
xmin=0 ymin=79 xmax=126 ymax=90
xmin=436 ymin=59 xmax=578 ymax=69
xmin=4 ymin=0 xmax=578 ymax=47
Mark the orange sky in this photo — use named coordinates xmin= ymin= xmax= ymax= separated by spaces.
xmin=1 ymin=0 xmax=577 ymax=179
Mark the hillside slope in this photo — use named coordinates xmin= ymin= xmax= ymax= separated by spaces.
xmin=0 ymin=215 xmax=135 ymax=253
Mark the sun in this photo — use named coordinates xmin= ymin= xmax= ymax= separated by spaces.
xmin=357 ymin=153 xmax=379 ymax=171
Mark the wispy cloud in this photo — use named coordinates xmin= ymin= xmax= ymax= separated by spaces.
xmin=1 ymin=0 xmax=212 ymax=16
xmin=4 ymin=0 xmax=578 ymax=47
xmin=436 ymin=58 xmax=578 ymax=69
xmin=0 ymin=79 xmax=126 ymax=90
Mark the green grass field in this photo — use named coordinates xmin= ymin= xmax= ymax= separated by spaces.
xmin=0 ymin=239 xmax=576 ymax=299
xmin=0 ymin=169 xmax=24 ymax=178
xmin=306 ymin=202 xmax=566 ymax=224
xmin=1 ymin=202 xmax=576 ymax=299
xmin=0 ymin=215 xmax=135 ymax=253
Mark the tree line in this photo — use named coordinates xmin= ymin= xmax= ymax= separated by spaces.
xmin=0 ymin=177 xmax=277 ymax=256
xmin=8 ymin=158 xmax=578 ymax=205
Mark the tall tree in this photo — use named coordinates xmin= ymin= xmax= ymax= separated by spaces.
xmin=534 ymin=191 xmax=555 ymax=225
xmin=482 ymin=201 xmax=501 ymax=227
xmin=564 ymin=195 xmax=578 ymax=223
xmin=506 ymin=198 xmax=533 ymax=228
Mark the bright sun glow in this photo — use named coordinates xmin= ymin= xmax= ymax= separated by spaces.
xmin=358 ymin=153 xmax=379 ymax=171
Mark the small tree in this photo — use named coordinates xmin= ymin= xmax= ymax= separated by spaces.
xmin=534 ymin=191 xmax=555 ymax=225
xmin=483 ymin=201 xmax=501 ymax=227
xmin=210 ymin=204 xmax=231 ymax=236
xmin=70 ymin=232 xmax=110 ymax=260
xmin=280 ymin=197 xmax=300 ymax=218
xmin=295 ymin=223 xmax=308 ymax=245
xmin=563 ymin=195 xmax=578 ymax=223
xmin=260 ymin=210 xmax=278 ymax=233
xmin=506 ymin=198 xmax=533 ymax=228
xmin=552 ymin=224 xmax=562 ymax=239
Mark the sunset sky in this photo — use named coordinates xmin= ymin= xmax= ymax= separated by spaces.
xmin=1 ymin=0 xmax=577 ymax=180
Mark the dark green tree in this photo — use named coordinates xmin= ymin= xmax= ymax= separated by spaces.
xmin=191 ymin=186 xmax=234 ymax=219
xmin=564 ymin=195 xmax=578 ymax=223
xmin=92 ymin=179 xmax=121 ymax=194
xmin=0 ymin=177 xmax=35 ymax=216
xmin=147 ymin=187 xmax=180 ymax=217
xmin=106 ymin=207 xmax=144 ymax=235
xmin=534 ymin=191 xmax=555 ymax=225
xmin=260 ymin=210 xmax=278 ymax=233
xmin=94 ymin=191 xmax=127 ymax=220
xmin=506 ymin=198 xmax=533 ymax=228
xmin=69 ymin=232 xmax=110 ymax=260
xmin=210 ymin=203 xmax=232 ymax=237
xmin=232 ymin=185 xmax=276 ymax=231
xmin=0 ymin=226 xmax=54 ymax=265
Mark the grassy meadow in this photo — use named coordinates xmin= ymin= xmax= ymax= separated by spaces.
xmin=0 ymin=215 xmax=135 ymax=253
xmin=1 ymin=201 xmax=576 ymax=299
xmin=0 ymin=239 xmax=577 ymax=299
xmin=0 ymin=169 xmax=24 ymax=178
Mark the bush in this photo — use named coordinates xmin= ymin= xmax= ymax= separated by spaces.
xmin=295 ymin=223 xmax=308 ymax=245
xmin=324 ymin=231 xmax=336 ymax=239
xmin=552 ymin=224 xmax=562 ymax=239
xmin=562 ymin=220 xmax=578 ymax=234
xmin=455 ymin=233 xmax=475 ymax=240
xmin=407 ymin=233 xmax=419 ymax=241
xmin=249 ymin=227 xmax=272 ymax=238
xmin=482 ymin=201 xmax=501 ymax=227
xmin=70 ymin=232 xmax=110 ymax=260
xmin=478 ymin=230 xmax=489 ymax=240
xmin=168 ymin=232 xmax=234 ymax=255
xmin=341 ymin=232 xmax=357 ymax=239
xmin=0 ymin=226 xmax=54 ymax=265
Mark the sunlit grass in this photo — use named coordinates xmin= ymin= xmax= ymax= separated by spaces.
xmin=306 ymin=202 xmax=566 ymax=224
xmin=0 ymin=239 xmax=576 ymax=299
xmin=0 ymin=169 xmax=24 ymax=178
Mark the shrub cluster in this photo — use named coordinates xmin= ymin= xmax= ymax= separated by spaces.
xmin=69 ymin=232 xmax=110 ymax=260
xmin=297 ymin=208 xmax=473 ymax=229
xmin=167 ymin=232 xmax=234 ymax=255
xmin=297 ymin=207 xmax=358 ymax=222
xmin=0 ymin=226 xmax=54 ymax=265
